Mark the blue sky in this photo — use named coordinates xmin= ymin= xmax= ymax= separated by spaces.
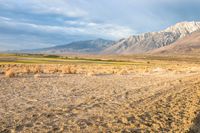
xmin=0 ymin=0 xmax=200 ymax=50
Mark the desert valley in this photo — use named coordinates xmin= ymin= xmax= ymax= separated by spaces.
xmin=1 ymin=1 xmax=200 ymax=132
xmin=1 ymin=21 xmax=200 ymax=132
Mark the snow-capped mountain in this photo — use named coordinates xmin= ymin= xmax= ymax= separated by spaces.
xmin=103 ymin=21 xmax=200 ymax=54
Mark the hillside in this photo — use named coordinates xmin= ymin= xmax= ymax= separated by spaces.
xmin=18 ymin=39 xmax=114 ymax=54
xmin=103 ymin=21 xmax=200 ymax=54
xmin=149 ymin=31 xmax=200 ymax=55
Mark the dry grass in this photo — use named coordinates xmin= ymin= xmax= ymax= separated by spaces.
xmin=87 ymin=71 xmax=96 ymax=76
xmin=4 ymin=69 xmax=15 ymax=78
xmin=0 ymin=56 xmax=200 ymax=132
xmin=33 ymin=66 xmax=42 ymax=74
xmin=0 ymin=68 xmax=200 ymax=132
xmin=34 ymin=74 xmax=40 ymax=78
xmin=0 ymin=61 xmax=200 ymax=78
xmin=61 ymin=66 xmax=76 ymax=74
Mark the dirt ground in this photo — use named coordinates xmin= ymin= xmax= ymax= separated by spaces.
xmin=0 ymin=70 xmax=200 ymax=132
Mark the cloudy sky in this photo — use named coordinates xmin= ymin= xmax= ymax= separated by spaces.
xmin=0 ymin=0 xmax=200 ymax=50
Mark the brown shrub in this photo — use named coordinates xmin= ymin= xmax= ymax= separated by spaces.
xmin=116 ymin=69 xmax=128 ymax=75
xmin=34 ymin=74 xmax=40 ymax=78
xmin=61 ymin=66 xmax=76 ymax=74
xmin=5 ymin=69 xmax=15 ymax=78
xmin=47 ymin=68 xmax=59 ymax=74
xmin=21 ymin=67 xmax=31 ymax=74
xmin=33 ymin=66 xmax=42 ymax=74
xmin=87 ymin=72 xmax=96 ymax=76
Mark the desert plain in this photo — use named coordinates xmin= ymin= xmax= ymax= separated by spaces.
xmin=0 ymin=54 xmax=200 ymax=133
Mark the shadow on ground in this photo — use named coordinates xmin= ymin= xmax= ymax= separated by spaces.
xmin=189 ymin=112 xmax=200 ymax=133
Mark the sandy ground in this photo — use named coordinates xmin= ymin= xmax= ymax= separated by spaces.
xmin=0 ymin=72 xmax=200 ymax=132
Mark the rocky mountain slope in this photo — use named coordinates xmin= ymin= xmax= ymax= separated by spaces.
xmin=103 ymin=21 xmax=200 ymax=54
xmin=149 ymin=31 xmax=200 ymax=55
xmin=19 ymin=39 xmax=114 ymax=54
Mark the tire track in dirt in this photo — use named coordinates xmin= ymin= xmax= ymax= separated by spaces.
xmin=125 ymin=74 xmax=200 ymax=132
xmin=0 ymin=73 xmax=200 ymax=132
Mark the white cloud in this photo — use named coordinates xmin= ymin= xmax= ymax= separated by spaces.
xmin=65 ymin=20 xmax=87 ymax=26
xmin=1 ymin=0 xmax=200 ymax=51
xmin=0 ymin=16 xmax=11 ymax=21
xmin=0 ymin=17 xmax=135 ymax=39
xmin=31 ymin=1 xmax=88 ymax=17
xmin=0 ymin=0 xmax=88 ymax=18
xmin=83 ymin=22 xmax=135 ymax=39
xmin=64 ymin=20 xmax=135 ymax=39
xmin=0 ymin=0 xmax=135 ymax=40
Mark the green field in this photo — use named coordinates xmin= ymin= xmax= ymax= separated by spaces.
xmin=0 ymin=53 xmax=145 ymax=65
xmin=0 ymin=53 xmax=200 ymax=67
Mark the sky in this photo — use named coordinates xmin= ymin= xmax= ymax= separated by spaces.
xmin=0 ymin=0 xmax=200 ymax=51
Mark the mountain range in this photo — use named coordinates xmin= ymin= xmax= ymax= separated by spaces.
xmin=8 ymin=21 xmax=200 ymax=55
xmin=149 ymin=31 xmax=200 ymax=55
xmin=103 ymin=21 xmax=200 ymax=54
xmin=16 ymin=39 xmax=114 ymax=54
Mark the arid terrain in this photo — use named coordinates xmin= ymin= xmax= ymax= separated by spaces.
xmin=150 ymin=31 xmax=200 ymax=56
xmin=0 ymin=54 xmax=200 ymax=132
xmin=1 ymin=0 xmax=200 ymax=132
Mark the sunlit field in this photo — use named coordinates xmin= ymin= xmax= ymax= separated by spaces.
xmin=0 ymin=53 xmax=200 ymax=132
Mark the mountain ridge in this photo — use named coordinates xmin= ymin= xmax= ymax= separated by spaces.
xmin=16 ymin=38 xmax=114 ymax=54
xmin=149 ymin=31 xmax=200 ymax=55
xmin=102 ymin=21 xmax=200 ymax=54
xmin=9 ymin=21 xmax=200 ymax=55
